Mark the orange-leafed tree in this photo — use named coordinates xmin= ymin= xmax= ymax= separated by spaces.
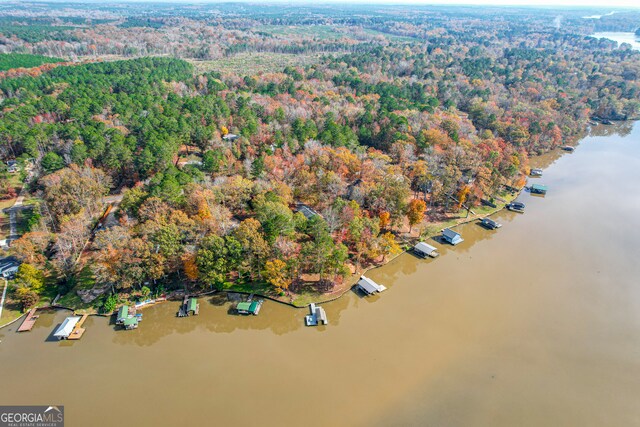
xmin=379 ymin=232 xmax=402 ymax=262
xmin=183 ymin=252 xmax=199 ymax=281
xmin=262 ymin=259 xmax=290 ymax=293
xmin=379 ymin=211 xmax=391 ymax=231
xmin=406 ymin=199 xmax=427 ymax=232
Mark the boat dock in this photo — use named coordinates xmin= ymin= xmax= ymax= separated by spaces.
xmin=236 ymin=298 xmax=263 ymax=315
xmin=305 ymin=303 xmax=328 ymax=326
xmin=17 ymin=308 xmax=39 ymax=332
xmin=67 ymin=314 xmax=88 ymax=340
xmin=178 ymin=296 xmax=199 ymax=317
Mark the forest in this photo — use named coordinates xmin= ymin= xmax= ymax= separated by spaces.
xmin=0 ymin=3 xmax=639 ymax=312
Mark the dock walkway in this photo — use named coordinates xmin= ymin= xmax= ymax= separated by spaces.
xmin=17 ymin=308 xmax=39 ymax=332
xmin=68 ymin=314 xmax=88 ymax=340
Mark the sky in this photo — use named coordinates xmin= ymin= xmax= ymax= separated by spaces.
xmin=121 ymin=0 xmax=640 ymax=8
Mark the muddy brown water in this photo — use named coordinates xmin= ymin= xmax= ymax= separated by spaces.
xmin=1 ymin=122 xmax=640 ymax=427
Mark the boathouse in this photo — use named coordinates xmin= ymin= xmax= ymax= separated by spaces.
xmin=356 ymin=276 xmax=387 ymax=295
xmin=413 ymin=242 xmax=439 ymax=258
xmin=507 ymin=201 xmax=525 ymax=213
xmin=116 ymin=306 xmax=129 ymax=324
xmin=187 ymin=298 xmax=199 ymax=315
xmin=123 ymin=317 xmax=139 ymax=330
xmin=480 ymin=218 xmax=502 ymax=230
xmin=237 ymin=300 xmax=262 ymax=315
xmin=53 ymin=316 xmax=81 ymax=340
xmin=442 ymin=228 xmax=464 ymax=245
xmin=530 ymin=184 xmax=548 ymax=195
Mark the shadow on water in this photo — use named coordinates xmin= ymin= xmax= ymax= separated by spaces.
xmin=44 ymin=325 xmax=60 ymax=343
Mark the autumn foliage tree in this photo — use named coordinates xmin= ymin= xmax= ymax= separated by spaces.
xmin=406 ymin=199 xmax=427 ymax=232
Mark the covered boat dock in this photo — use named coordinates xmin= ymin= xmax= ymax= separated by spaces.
xmin=53 ymin=316 xmax=81 ymax=340
xmin=356 ymin=276 xmax=387 ymax=296
xmin=442 ymin=228 xmax=464 ymax=245
xmin=237 ymin=300 xmax=263 ymax=315
xmin=413 ymin=242 xmax=439 ymax=258
xmin=530 ymin=183 xmax=548 ymax=195
xmin=305 ymin=303 xmax=328 ymax=326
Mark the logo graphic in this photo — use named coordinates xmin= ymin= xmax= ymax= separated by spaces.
xmin=0 ymin=405 xmax=64 ymax=427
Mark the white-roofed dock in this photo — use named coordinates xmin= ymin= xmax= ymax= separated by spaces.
xmin=356 ymin=276 xmax=387 ymax=296
xmin=413 ymin=242 xmax=439 ymax=258
xmin=53 ymin=316 xmax=81 ymax=340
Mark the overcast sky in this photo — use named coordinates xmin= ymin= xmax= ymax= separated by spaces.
xmin=60 ymin=0 xmax=638 ymax=7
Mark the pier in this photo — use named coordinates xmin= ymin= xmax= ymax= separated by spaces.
xmin=67 ymin=314 xmax=88 ymax=340
xmin=17 ymin=308 xmax=39 ymax=332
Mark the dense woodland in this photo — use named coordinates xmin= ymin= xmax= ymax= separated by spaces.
xmin=1 ymin=3 xmax=639 ymax=310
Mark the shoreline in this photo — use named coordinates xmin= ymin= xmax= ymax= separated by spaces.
xmin=3 ymin=135 xmax=589 ymax=328
xmin=0 ymin=191 xmax=523 ymax=330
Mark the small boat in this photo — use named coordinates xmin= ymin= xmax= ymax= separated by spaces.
xmin=530 ymin=168 xmax=543 ymax=177
xmin=561 ymin=146 xmax=575 ymax=152
xmin=506 ymin=201 xmax=525 ymax=213
xmin=480 ymin=218 xmax=502 ymax=230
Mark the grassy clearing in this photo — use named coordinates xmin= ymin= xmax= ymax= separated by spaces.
xmin=189 ymin=52 xmax=323 ymax=76
xmin=56 ymin=266 xmax=97 ymax=313
xmin=255 ymin=25 xmax=344 ymax=40
xmin=357 ymin=28 xmax=419 ymax=42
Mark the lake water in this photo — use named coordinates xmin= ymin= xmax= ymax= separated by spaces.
xmin=592 ymin=32 xmax=640 ymax=50
xmin=1 ymin=122 xmax=640 ymax=426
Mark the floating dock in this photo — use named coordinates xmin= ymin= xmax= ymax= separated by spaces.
xmin=17 ymin=307 xmax=39 ymax=332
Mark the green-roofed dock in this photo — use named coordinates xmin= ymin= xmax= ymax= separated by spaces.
xmin=236 ymin=299 xmax=263 ymax=315
xmin=178 ymin=296 xmax=199 ymax=317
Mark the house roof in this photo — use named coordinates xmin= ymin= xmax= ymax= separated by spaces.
xmin=296 ymin=203 xmax=319 ymax=219
xmin=415 ymin=242 xmax=437 ymax=254
xmin=54 ymin=316 xmax=81 ymax=338
xmin=531 ymin=184 xmax=547 ymax=191
xmin=188 ymin=298 xmax=197 ymax=312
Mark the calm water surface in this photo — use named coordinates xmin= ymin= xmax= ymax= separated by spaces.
xmin=1 ymin=123 xmax=640 ymax=426
xmin=592 ymin=32 xmax=640 ymax=50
